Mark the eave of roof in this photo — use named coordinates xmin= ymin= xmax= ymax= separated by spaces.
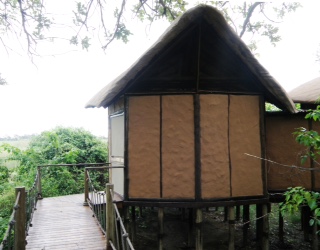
xmin=85 ymin=4 xmax=296 ymax=113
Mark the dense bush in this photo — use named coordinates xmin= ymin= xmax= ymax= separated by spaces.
xmin=0 ymin=127 xmax=109 ymax=242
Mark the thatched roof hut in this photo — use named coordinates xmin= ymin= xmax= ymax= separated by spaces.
xmin=289 ymin=77 xmax=320 ymax=108
xmin=86 ymin=5 xmax=295 ymax=113
xmin=86 ymin=5 xmax=298 ymax=206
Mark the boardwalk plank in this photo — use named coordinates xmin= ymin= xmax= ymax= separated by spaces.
xmin=26 ymin=194 xmax=106 ymax=250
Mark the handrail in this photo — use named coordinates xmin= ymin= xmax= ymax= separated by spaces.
xmin=107 ymin=185 xmax=134 ymax=250
xmin=86 ymin=167 xmax=108 ymax=233
xmin=0 ymin=188 xmax=26 ymax=250
xmin=84 ymin=167 xmax=134 ymax=250
xmin=84 ymin=166 xmax=124 ymax=233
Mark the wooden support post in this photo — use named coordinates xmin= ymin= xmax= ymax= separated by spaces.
xmin=224 ymin=207 xmax=228 ymax=222
xmin=14 ymin=187 xmax=26 ymax=250
xmin=130 ymin=206 xmax=136 ymax=243
xmin=181 ymin=208 xmax=186 ymax=221
xmin=228 ymin=206 xmax=235 ymax=250
xmin=312 ymin=210 xmax=318 ymax=250
xmin=236 ymin=206 xmax=240 ymax=221
xmin=195 ymin=209 xmax=203 ymax=250
xmin=256 ymin=204 xmax=263 ymax=243
xmin=83 ymin=169 xmax=89 ymax=206
xmin=302 ymin=206 xmax=310 ymax=242
xmin=242 ymin=205 xmax=250 ymax=247
xmin=279 ymin=209 xmax=284 ymax=243
xmin=37 ymin=167 xmax=43 ymax=199
xmin=262 ymin=204 xmax=269 ymax=250
xmin=106 ymin=184 xmax=116 ymax=250
xmin=158 ymin=208 xmax=164 ymax=250
xmin=188 ymin=208 xmax=194 ymax=247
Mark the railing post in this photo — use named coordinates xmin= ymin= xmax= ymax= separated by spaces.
xmin=106 ymin=183 xmax=116 ymax=250
xmin=37 ymin=166 xmax=43 ymax=199
xmin=83 ymin=168 xmax=89 ymax=206
xmin=14 ymin=187 xmax=26 ymax=250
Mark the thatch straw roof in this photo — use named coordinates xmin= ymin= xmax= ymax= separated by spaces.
xmin=86 ymin=5 xmax=296 ymax=113
xmin=289 ymin=77 xmax=320 ymax=104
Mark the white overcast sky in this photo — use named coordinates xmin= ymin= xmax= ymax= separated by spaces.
xmin=0 ymin=1 xmax=320 ymax=138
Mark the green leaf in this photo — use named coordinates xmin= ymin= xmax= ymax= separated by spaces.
xmin=310 ymin=219 xmax=315 ymax=226
xmin=308 ymin=200 xmax=318 ymax=211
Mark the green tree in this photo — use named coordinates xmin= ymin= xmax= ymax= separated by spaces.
xmin=0 ymin=1 xmax=301 ymax=55
xmin=1 ymin=127 xmax=108 ymax=195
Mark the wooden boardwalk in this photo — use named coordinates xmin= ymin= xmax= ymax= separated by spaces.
xmin=26 ymin=194 xmax=106 ymax=250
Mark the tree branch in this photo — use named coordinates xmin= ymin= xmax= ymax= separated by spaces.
xmin=239 ymin=2 xmax=263 ymax=38
xmin=102 ymin=0 xmax=126 ymax=50
xmin=17 ymin=0 xmax=36 ymax=56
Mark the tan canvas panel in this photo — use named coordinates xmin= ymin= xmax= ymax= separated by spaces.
xmin=128 ymin=96 xmax=161 ymax=198
xmin=162 ymin=95 xmax=195 ymax=199
xmin=200 ymin=95 xmax=230 ymax=198
xmin=229 ymin=95 xmax=263 ymax=197
xmin=266 ymin=116 xmax=311 ymax=191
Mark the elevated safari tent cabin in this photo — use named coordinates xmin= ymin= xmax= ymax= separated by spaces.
xmin=266 ymin=77 xmax=320 ymax=195
xmin=86 ymin=5 xmax=296 ymax=208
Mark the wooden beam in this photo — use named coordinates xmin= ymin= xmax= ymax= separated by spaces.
xmin=14 ymin=187 xmax=26 ymax=250
xmin=158 ymin=208 xmax=164 ymax=250
xmin=228 ymin=206 xmax=235 ymax=250
xmin=242 ymin=205 xmax=250 ymax=247
xmin=106 ymin=184 xmax=116 ymax=250
xmin=262 ymin=204 xmax=269 ymax=250
xmin=195 ymin=208 xmax=203 ymax=250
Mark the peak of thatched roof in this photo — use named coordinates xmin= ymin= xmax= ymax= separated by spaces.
xmin=86 ymin=4 xmax=296 ymax=113
xmin=289 ymin=77 xmax=320 ymax=104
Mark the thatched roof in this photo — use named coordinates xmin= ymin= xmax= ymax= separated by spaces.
xmin=289 ymin=77 xmax=320 ymax=103
xmin=86 ymin=5 xmax=296 ymax=113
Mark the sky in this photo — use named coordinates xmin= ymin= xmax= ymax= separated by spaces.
xmin=0 ymin=1 xmax=320 ymax=138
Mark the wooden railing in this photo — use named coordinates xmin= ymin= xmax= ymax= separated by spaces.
xmin=0 ymin=163 xmax=109 ymax=250
xmin=107 ymin=186 xmax=135 ymax=250
xmin=0 ymin=163 xmax=132 ymax=250
xmin=0 ymin=169 xmax=41 ymax=250
xmin=84 ymin=167 xmax=134 ymax=250
xmin=0 ymin=187 xmax=26 ymax=250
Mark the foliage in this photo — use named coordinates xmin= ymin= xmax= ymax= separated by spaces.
xmin=281 ymin=105 xmax=320 ymax=231
xmin=0 ymin=1 xmax=301 ymax=57
xmin=0 ymin=127 xmax=108 ymax=242
xmin=265 ymin=102 xmax=281 ymax=112
xmin=280 ymin=187 xmax=320 ymax=228
xmin=2 ymin=127 xmax=108 ymax=194
xmin=0 ymin=166 xmax=9 ymax=183
xmin=294 ymin=105 xmax=320 ymax=164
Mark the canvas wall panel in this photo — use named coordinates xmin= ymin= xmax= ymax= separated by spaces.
xmin=229 ymin=95 xmax=263 ymax=197
xmin=128 ymin=96 xmax=161 ymax=198
xmin=162 ymin=95 xmax=195 ymax=199
xmin=313 ymin=120 xmax=320 ymax=190
xmin=200 ymin=95 xmax=230 ymax=199
xmin=266 ymin=116 xmax=311 ymax=191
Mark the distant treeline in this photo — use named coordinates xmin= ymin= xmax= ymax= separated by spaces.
xmin=0 ymin=134 xmax=108 ymax=142
xmin=0 ymin=134 xmax=37 ymax=141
